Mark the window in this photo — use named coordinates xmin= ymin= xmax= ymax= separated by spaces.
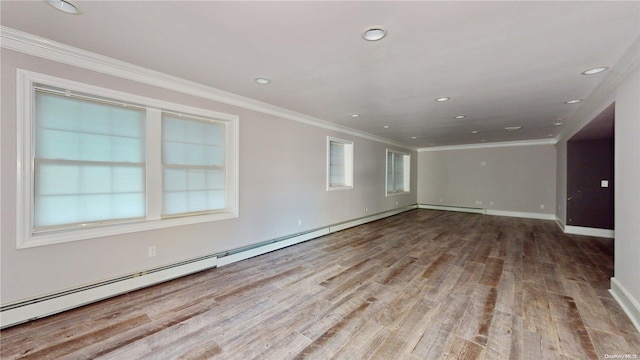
xmin=386 ymin=149 xmax=410 ymax=195
xmin=327 ymin=137 xmax=354 ymax=190
xmin=34 ymin=90 xmax=146 ymax=229
xmin=17 ymin=70 xmax=238 ymax=248
xmin=162 ymin=113 xmax=226 ymax=216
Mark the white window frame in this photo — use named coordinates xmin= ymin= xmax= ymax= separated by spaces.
xmin=326 ymin=137 xmax=354 ymax=191
xmin=16 ymin=70 xmax=239 ymax=248
xmin=386 ymin=149 xmax=411 ymax=196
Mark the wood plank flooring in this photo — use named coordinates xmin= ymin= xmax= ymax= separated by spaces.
xmin=2 ymin=210 xmax=639 ymax=359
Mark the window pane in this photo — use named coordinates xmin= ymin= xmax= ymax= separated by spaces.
xmin=394 ymin=153 xmax=404 ymax=191
xmin=162 ymin=114 xmax=226 ymax=216
xmin=162 ymin=115 xmax=225 ymax=166
xmin=33 ymin=90 xmax=146 ymax=229
xmin=329 ymin=141 xmax=345 ymax=186
xmin=35 ymin=92 xmax=145 ymax=163
xmin=35 ymin=163 xmax=145 ymax=227
xmin=387 ymin=151 xmax=394 ymax=192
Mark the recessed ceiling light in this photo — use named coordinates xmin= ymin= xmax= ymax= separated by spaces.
xmin=455 ymin=115 xmax=465 ymax=119
xmin=505 ymin=126 xmax=522 ymax=132
xmin=554 ymin=122 xmax=563 ymax=126
xmin=582 ymin=67 xmax=609 ymax=75
xmin=46 ymin=0 xmax=80 ymax=14
xmin=362 ymin=26 xmax=387 ymax=41
xmin=411 ymin=136 xmax=417 ymax=139
xmin=383 ymin=125 xmax=390 ymax=129
xmin=471 ymin=130 xmax=479 ymax=134
xmin=254 ymin=78 xmax=271 ymax=85
xmin=351 ymin=114 xmax=360 ymax=118
xmin=481 ymin=139 xmax=486 ymax=142
xmin=435 ymin=97 xmax=450 ymax=102
xmin=565 ymin=99 xmax=583 ymax=104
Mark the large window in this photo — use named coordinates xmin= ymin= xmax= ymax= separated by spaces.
xmin=18 ymin=70 xmax=238 ymax=248
xmin=386 ymin=149 xmax=410 ymax=195
xmin=327 ymin=137 xmax=354 ymax=190
xmin=34 ymin=90 xmax=146 ymax=229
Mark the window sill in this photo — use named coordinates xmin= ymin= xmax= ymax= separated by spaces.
xmin=327 ymin=185 xmax=354 ymax=191
xmin=19 ymin=210 xmax=238 ymax=249
xmin=386 ymin=191 xmax=411 ymax=197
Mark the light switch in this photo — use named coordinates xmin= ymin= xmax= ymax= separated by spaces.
xmin=601 ymin=180 xmax=609 ymax=188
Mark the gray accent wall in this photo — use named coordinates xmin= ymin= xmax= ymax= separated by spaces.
xmin=417 ymin=144 xmax=557 ymax=215
xmin=566 ymin=138 xmax=614 ymax=229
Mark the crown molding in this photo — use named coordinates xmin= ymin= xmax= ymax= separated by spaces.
xmin=0 ymin=26 xmax=416 ymax=151
xmin=418 ymin=138 xmax=557 ymax=152
xmin=557 ymin=36 xmax=640 ymax=143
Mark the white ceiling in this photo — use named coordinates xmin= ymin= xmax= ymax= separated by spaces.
xmin=2 ymin=1 xmax=638 ymax=148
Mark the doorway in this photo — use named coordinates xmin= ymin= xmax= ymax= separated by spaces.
xmin=566 ymin=103 xmax=615 ymax=229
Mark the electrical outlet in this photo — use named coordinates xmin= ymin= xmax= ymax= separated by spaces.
xmin=395 ymin=200 xmax=399 ymax=205
xmin=365 ymin=207 xmax=368 ymax=213
xmin=148 ymin=246 xmax=157 ymax=257
xmin=298 ymin=219 xmax=302 ymax=227
xmin=475 ymin=200 xmax=482 ymax=205
xmin=540 ymin=204 xmax=545 ymax=209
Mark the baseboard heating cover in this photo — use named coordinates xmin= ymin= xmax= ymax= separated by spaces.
xmin=0 ymin=255 xmax=218 ymax=329
xmin=1 ymin=205 xmax=416 ymax=329
xmin=418 ymin=204 xmax=485 ymax=214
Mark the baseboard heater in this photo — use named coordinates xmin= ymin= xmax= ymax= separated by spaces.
xmin=0 ymin=255 xmax=219 ymax=329
xmin=1 ymin=205 xmax=416 ymax=329
xmin=418 ymin=204 xmax=485 ymax=214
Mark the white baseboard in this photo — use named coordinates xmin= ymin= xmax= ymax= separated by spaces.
xmin=418 ymin=204 xmax=485 ymax=214
xmin=610 ymin=277 xmax=640 ymax=334
xmin=0 ymin=256 xmax=218 ymax=329
xmin=564 ymin=225 xmax=615 ymax=238
xmin=555 ymin=217 xmax=566 ymax=231
xmin=485 ymin=209 xmax=556 ymax=220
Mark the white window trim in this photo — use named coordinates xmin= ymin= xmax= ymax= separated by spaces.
xmin=385 ymin=149 xmax=411 ymax=197
xmin=326 ymin=136 xmax=354 ymax=191
xmin=16 ymin=69 xmax=239 ymax=249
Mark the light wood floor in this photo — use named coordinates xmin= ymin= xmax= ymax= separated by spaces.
xmin=2 ymin=210 xmax=639 ymax=359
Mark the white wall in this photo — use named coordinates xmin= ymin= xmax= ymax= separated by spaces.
xmin=555 ymin=37 xmax=640 ymax=329
xmin=613 ymin=65 xmax=640 ymax=328
xmin=417 ymin=143 xmax=556 ymax=217
xmin=0 ymin=48 xmax=417 ymax=304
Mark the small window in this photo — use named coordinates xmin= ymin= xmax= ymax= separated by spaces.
xmin=327 ymin=137 xmax=354 ymax=190
xmin=386 ymin=149 xmax=410 ymax=195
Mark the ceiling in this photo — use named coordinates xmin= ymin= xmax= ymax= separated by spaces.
xmin=2 ymin=1 xmax=639 ymax=148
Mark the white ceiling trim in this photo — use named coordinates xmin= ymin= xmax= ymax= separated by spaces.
xmin=0 ymin=26 xmax=416 ymax=151
xmin=418 ymin=138 xmax=557 ymax=152
xmin=556 ymin=36 xmax=640 ymax=143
